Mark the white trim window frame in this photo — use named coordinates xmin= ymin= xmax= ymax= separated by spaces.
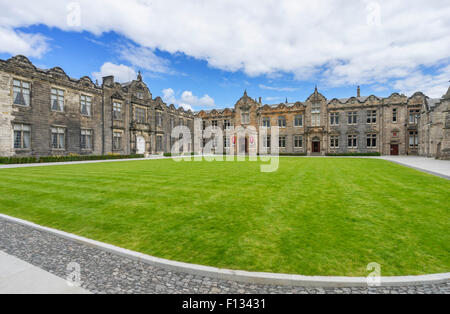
xmin=51 ymin=88 xmax=65 ymax=112
xmin=13 ymin=79 xmax=31 ymax=107
xmin=13 ymin=124 xmax=31 ymax=149
xmin=51 ymin=127 xmax=66 ymax=150
xmin=81 ymin=95 xmax=92 ymax=116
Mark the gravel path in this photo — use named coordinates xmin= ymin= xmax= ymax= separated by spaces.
xmin=0 ymin=218 xmax=448 ymax=294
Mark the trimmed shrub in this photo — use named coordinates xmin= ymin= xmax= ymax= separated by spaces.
xmin=326 ymin=152 xmax=381 ymax=157
xmin=0 ymin=157 xmax=37 ymax=164
xmin=39 ymin=154 xmax=144 ymax=163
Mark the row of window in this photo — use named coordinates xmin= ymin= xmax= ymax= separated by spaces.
xmin=13 ymin=124 xmax=94 ymax=150
xmin=201 ymin=134 xmax=380 ymax=149
xmin=14 ymin=79 xmax=94 ymax=116
xmin=203 ymin=108 xmax=422 ymax=130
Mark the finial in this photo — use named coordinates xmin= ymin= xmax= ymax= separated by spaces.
xmin=244 ymin=89 xmax=248 ymax=97
xmin=286 ymin=98 xmax=288 ymax=104
xmin=137 ymin=70 xmax=142 ymax=81
xmin=315 ymin=85 xmax=318 ymax=93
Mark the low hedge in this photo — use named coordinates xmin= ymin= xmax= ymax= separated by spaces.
xmin=0 ymin=154 xmax=144 ymax=165
xmin=326 ymin=152 xmax=381 ymax=157
xmin=0 ymin=157 xmax=38 ymax=164
xmin=39 ymin=154 xmax=145 ymax=163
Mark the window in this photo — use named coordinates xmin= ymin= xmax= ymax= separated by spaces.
xmin=367 ymin=134 xmax=377 ymax=148
xmin=262 ymin=117 xmax=271 ymax=128
xmin=347 ymin=135 xmax=357 ymax=148
xmin=113 ymin=102 xmax=122 ymax=120
xmin=212 ymin=120 xmax=218 ymax=129
xmin=135 ymin=107 xmax=146 ymax=123
xmin=13 ymin=124 xmax=31 ymax=149
xmin=81 ymin=95 xmax=92 ymax=116
xmin=347 ymin=111 xmax=357 ymax=125
xmin=392 ymin=131 xmax=399 ymax=137
xmin=170 ymin=117 xmax=174 ymax=129
xmin=294 ymin=115 xmax=303 ymax=127
xmin=81 ymin=129 xmax=93 ymax=150
xmin=409 ymin=131 xmax=418 ymax=148
xmin=330 ymin=112 xmax=339 ymax=125
xmin=156 ymin=111 xmax=163 ymax=127
xmin=51 ymin=88 xmax=64 ymax=112
xmin=135 ymin=92 xmax=144 ymax=100
xmin=262 ymin=136 xmax=271 ymax=148
xmin=241 ymin=112 xmax=250 ymax=124
xmin=202 ymin=138 xmax=207 ymax=148
xmin=312 ymin=103 xmax=321 ymax=126
xmin=392 ymin=108 xmax=398 ymax=123
xmin=179 ymin=118 xmax=184 ymax=126
xmin=294 ymin=135 xmax=303 ymax=148
xmin=409 ymin=109 xmax=420 ymax=124
xmin=156 ymin=136 xmax=163 ymax=152
xmin=278 ymin=116 xmax=286 ymax=128
xmin=202 ymin=120 xmax=207 ymax=131
xmin=51 ymin=127 xmax=65 ymax=149
xmin=224 ymin=120 xmax=231 ymax=129
xmin=279 ymin=136 xmax=286 ymax=148
xmin=330 ymin=136 xmax=339 ymax=148
xmin=224 ymin=137 xmax=230 ymax=148
xmin=13 ymin=79 xmax=30 ymax=106
xmin=367 ymin=110 xmax=377 ymax=124
xmin=113 ymin=131 xmax=122 ymax=150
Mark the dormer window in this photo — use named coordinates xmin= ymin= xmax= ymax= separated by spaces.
xmin=136 ymin=92 xmax=144 ymax=99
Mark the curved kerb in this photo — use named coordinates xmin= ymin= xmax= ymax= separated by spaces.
xmin=0 ymin=213 xmax=448 ymax=288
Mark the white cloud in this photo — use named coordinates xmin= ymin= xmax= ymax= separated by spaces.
xmin=162 ymin=88 xmax=215 ymax=111
xmin=259 ymin=84 xmax=298 ymax=92
xmin=0 ymin=27 xmax=49 ymax=58
xmin=118 ymin=44 xmax=174 ymax=74
xmin=0 ymin=0 xmax=450 ymax=95
xmin=92 ymin=62 xmax=137 ymax=83
xmin=392 ymin=65 xmax=450 ymax=98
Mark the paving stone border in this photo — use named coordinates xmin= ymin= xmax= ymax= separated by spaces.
xmin=1 ymin=213 xmax=448 ymax=290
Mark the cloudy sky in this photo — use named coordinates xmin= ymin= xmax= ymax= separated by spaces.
xmin=0 ymin=0 xmax=449 ymax=111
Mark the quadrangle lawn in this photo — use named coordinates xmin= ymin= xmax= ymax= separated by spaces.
xmin=0 ymin=158 xmax=448 ymax=276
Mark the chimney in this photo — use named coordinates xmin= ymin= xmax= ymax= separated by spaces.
xmin=357 ymin=86 xmax=361 ymax=98
xmin=259 ymin=97 xmax=262 ymax=104
xmin=102 ymin=76 xmax=114 ymax=87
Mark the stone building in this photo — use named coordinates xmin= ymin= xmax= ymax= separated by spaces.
xmin=418 ymin=86 xmax=450 ymax=159
xmin=197 ymin=87 xmax=450 ymax=158
xmin=0 ymin=55 xmax=194 ymax=158
xmin=0 ymin=55 xmax=449 ymax=159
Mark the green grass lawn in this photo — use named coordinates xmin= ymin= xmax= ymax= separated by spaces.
xmin=0 ymin=158 xmax=448 ymax=276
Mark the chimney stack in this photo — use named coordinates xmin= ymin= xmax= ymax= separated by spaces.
xmin=102 ymin=76 xmax=114 ymax=87
xmin=357 ymin=86 xmax=361 ymax=98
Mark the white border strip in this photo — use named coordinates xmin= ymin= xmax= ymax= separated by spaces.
xmin=1 ymin=213 xmax=448 ymax=288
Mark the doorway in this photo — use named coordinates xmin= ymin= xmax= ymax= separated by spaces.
xmin=136 ymin=136 xmax=146 ymax=154
xmin=312 ymin=141 xmax=320 ymax=153
xmin=390 ymin=144 xmax=399 ymax=156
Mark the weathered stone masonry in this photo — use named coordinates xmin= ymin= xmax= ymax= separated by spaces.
xmin=0 ymin=55 xmax=449 ymax=159
xmin=0 ymin=55 xmax=194 ymax=157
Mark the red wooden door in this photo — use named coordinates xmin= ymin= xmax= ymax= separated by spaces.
xmin=390 ymin=144 xmax=399 ymax=155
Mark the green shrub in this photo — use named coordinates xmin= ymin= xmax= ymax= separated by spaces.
xmin=0 ymin=157 xmax=37 ymax=164
xmin=39 ymin=154 xmax=144 ymax=163
xmin=326 ymin=152 xmax=381 ymax=157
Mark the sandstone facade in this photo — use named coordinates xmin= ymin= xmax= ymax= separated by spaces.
xmin=0 ymin=55 xmax=449 ymax=159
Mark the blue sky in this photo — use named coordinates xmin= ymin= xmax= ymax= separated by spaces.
xmin=0 ymin=1 xmax=449 ymax=111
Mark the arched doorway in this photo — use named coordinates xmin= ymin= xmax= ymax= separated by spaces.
xmin=136 ymin=136 xmax=146 ymax=154
xmin=312 ymin=136 xmax=321 ymax=153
